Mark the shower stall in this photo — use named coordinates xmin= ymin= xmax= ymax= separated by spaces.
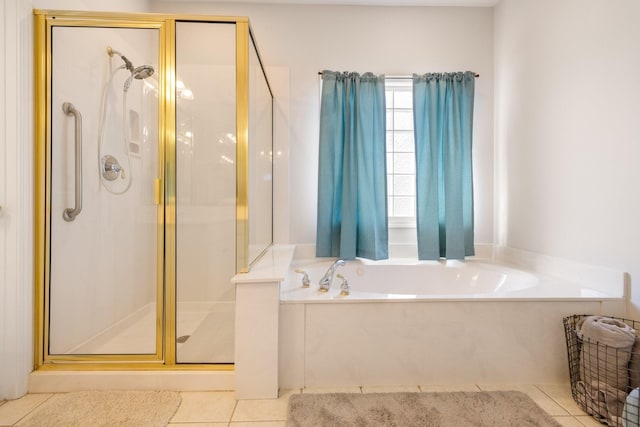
xmin=34 ymin=10 xmax=273 ymax=368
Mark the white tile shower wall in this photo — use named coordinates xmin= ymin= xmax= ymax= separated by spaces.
xmin=247 ymin=42 xmax=274 ymax=262
xmin=48 ymin=26 xmax=158 ymax=354
xmin=176 ymin=21 xmax=237 ymax=304
xmin=279 ymin=300 xmax=605 ymax=389
xmin=266 ymin=66 xmax=290 ymax=245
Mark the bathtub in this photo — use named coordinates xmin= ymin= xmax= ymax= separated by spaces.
xmin=278 ymin=254 xmax=627 ymax=389
xmin=282 ymin=258 xmax=613 ymax=301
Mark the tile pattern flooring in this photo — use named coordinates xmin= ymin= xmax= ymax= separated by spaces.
xmin=0 ymin=384 xmax=603 ymax=426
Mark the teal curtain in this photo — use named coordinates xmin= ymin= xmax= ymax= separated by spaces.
xmin=316 ymin=70 xmax=388 ymax=260
xmin=413 ymin=72 xmax=475 ymax=260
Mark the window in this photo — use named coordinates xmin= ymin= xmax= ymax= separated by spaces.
xmin=385 ymin=78 xmax=415 ymax=226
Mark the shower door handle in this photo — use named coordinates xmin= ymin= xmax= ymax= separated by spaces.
xmin=62 ymin=102 xmax=83 ymax=222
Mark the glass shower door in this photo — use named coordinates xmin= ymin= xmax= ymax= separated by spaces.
xmin=47 ymin=24 xmax=161 ymax=357
xmin=38 ymin=11 xmax=273 ymax=368
xmin=175 ymin=21 xmax=237 ymax=364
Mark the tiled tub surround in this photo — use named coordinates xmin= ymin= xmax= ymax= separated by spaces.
xmin=278 ymin=247 xmax=626 ymax=390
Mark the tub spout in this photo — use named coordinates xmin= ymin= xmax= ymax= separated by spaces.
xmin=319 ymin=259 xmax=345 ymax=292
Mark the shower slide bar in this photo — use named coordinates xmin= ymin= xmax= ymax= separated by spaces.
xmin=62 ymin=102 xmax=83 ymax=222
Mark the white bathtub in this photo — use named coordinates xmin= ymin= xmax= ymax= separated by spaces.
xmin=278 ymin=254 xmax=627 ymax=389
xmin=282 ymin=258 xmax=613 ymax=302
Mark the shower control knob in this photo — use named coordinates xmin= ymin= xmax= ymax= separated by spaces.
xmin=101 ymin=155 xmax=124 ymax=181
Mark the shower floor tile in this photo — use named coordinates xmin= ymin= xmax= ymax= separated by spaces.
xmin=176 ymin=309 xmax=235 ymax=363
xmin=85 ymin=307 xmax=157 ymax=354
xmin=60 ymin=301 xmax=235 ymax=361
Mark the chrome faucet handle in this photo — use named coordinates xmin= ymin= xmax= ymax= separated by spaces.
xmin=294 ymin=269 xmax=310 ymax=288
xmin=337 ymin=274 xmax=350 ymax=296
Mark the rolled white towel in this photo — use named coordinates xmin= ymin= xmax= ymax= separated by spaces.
xmin=580 ymin=316 xmax=637 ymax=348
xmin=579 ymin=316 xmax=636 ymax=391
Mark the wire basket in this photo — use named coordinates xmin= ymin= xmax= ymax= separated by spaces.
xmin=564 ymin=314 xmax=640 ymax=427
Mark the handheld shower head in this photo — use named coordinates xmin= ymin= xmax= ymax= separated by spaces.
xmin=132 ymin=65 xmax=155 ymax=80
xmin=107 ymin=47 xmax=155 ymax=92
xmin=123 ymin=65 xmax=155 ymax=92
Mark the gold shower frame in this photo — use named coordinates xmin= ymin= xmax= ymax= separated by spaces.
xmin=34 ymin=10 xmax=273 ymax=370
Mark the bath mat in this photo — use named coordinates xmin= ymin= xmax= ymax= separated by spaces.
xmin=287 ymin=391 xmax=561 ymax=427
xmin=18 ymin=390 xmax=181 ymax=427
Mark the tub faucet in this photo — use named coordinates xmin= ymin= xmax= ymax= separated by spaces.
xmin=319 ymin=259 xmax=345 ymax=292
xmin=337 ymin=274 xmax=350 ymax=296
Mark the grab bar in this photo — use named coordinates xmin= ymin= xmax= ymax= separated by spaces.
xmin=62 ymin=102 xmax=82 ymax=222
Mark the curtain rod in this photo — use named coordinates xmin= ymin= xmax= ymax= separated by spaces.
xmin=318 ymin=71 xmax=480 ymax=78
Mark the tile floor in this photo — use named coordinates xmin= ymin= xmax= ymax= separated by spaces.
xmin=0 ymin=384 xmax=604 ymax=426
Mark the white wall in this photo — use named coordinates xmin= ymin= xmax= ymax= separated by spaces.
xmin=0 ymin=0 xmax=151 ymax=401
xmin=153 ymin=2 xmax=496 ymax=247
xmin=494 ymin=0 xmax=640 ymax=316
xmin=0 ymin=0 xmax=34 ymax=402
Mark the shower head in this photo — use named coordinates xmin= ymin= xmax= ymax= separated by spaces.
xmin=108 ymin=47 xmax=155 ymax=91
xmin=123 ymin=65 xmax=155 ymax=92
xmin=132 ymin=65 xmax=155 ymax=80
